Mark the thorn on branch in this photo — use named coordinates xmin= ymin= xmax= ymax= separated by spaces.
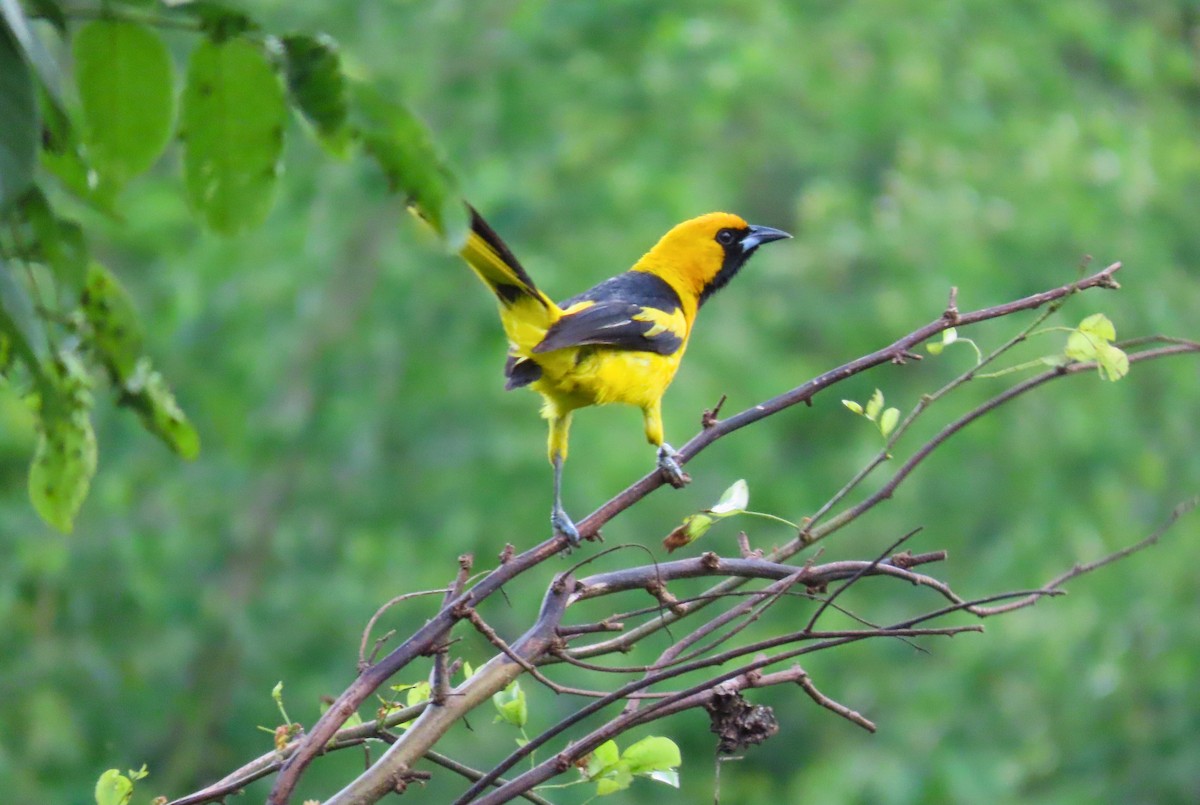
xmin=736 ymin=531 xmax=762 ymax=559
xmin=646 ymin=581 xmax=687 ymax=616
xmin=944 ymin=286 xmax=960 ymax=322
xmin=891 ymin=349 xmax=924 ymax=365
xmin=391 ymin=769 xmax=431 ymax=794
xmin=702 ymin=394 xmax=728 ymax=428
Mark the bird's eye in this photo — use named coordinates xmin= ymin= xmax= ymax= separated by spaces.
xmin=716 ymin=228 xmax=738 ymax=246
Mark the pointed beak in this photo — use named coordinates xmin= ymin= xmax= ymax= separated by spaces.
xmin=742 ymin=224 xmax=792 ymax=251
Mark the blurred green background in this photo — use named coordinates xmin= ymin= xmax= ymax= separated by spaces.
xmin=2 ymin=1 xmax=1199 ymax=803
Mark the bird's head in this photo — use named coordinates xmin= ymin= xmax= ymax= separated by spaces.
xmin=636 ymin=212 xmax=791 ymax=308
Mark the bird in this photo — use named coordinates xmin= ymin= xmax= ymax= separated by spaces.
xmin=431 ymin=206 xmax=790 ymax=545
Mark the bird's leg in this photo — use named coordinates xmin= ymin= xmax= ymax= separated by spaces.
xmin=643 ymin=401 xmax=690 ymax=488
xmin=550 ymin=452 xmax=580 ymax=545
xmin=656 ymin=443 xmax=690 ymax=488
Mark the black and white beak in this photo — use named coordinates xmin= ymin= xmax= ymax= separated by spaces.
xmin=742 ymin=225 xmax=792 ymax=252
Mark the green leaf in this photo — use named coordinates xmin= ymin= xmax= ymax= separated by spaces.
xmin=0 ymin=22 xmax=38 ymax=210
xmin=94 ymin=769 xmax=133 ymax=805
xmin=82 ymin=261 xmax=143 ymax=382
xmin=29 ymin=351 xmax=96 ymax=533
xmin=352 ymin=80 xmax=468 ymax=250
xmin=1077 ymin=313 xmax=1116 ymax=342
xmin=404 ymin=680 xmax=431 ymax=707
xmin=491 ymin=680 xmax=527 ymax=728
xmin=595 ymin=765 xmax=633 ymax=796
xmin=74 ymin=20 xmax=175 ymax=189
xmin=879 ymin=407 xmax=900 ymax=438
xmin=864 ymin=388 xmax=884 ymax=421
xmin=621 ymin=735 xmax=681 ymax=775
xmin=585 ymin=740 xmax=620 ymax=779
xmin=709 ymin=479 xmax=749 ymax=516
xmin=181 ymin=36 xmax=286 ymax=234
xmin=0 ymin=252 xmax=48 ymax=368
xmin=282 ymin=33 xmax=348 ymax=151
xmin=1064 ymin=313 xmax=1128 ymax=381
xmin=1094 ymin=342 xmax=1130 ymax=381
xmin=119 ymin=358 xmax=201 ymax=459
xmin=842 ymin=399 xmax=864 ymax=415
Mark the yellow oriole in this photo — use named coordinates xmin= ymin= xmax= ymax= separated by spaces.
xmin=441 ymin=207 xmax=790 ymax=543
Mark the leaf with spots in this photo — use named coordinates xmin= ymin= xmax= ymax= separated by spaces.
xmin=282 ymin=33 xmax=348 ymax=153
xmin=29 ymin=350 xmax=96 ymax=533
xmin=352 ymin=80 xmax=468 ymax=250
xmin=181 ymin=36 xmax=287 ymax=234
xmin=119 ymin=358 xmax=200 ymax=460
xmin=82 ymin=261 xmax=143 ymax=382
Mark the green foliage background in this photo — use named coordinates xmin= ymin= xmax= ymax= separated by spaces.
xmin=2 ymin=1 xmax=1199 ymax=803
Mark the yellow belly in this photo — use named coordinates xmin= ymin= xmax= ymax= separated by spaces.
xmin=532 ymin=346 xmax=685 ymax=415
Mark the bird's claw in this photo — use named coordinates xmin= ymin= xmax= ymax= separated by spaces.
xmin=551 ymin=507 xmax=581 ymax=548
xmin=657 ymin=444 xmax=691 ymax=488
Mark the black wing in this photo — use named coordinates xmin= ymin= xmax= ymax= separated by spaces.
xmin=532 ymin=272 xmax=686 ymax=356
xmin=533 ymin=301 xmax=682 ymax=355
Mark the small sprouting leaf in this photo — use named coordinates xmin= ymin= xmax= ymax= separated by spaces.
xmin=842 ymin=399 xmax=864 ymax=415
xmin=281 ymin=33 xmax=348 ymax=151
xmin=271 ymin=681 xmax=284 ymax=705
xmin=585 ymin=740 xmax=620 ymax=779
xmin=1094 ymin=342 xmax=1129 ymax=381
xmin=584 ymin=740 xmax=633 ymax=796
xmin=662 ymin=512 xmax=712 ymax=552
xmin=29 ymin=352 xmax=97 ymax=533
xmin=879 ymin=407 xmax=900 ymax=438
xmin=73 ymin=20 xmax=175 ymax=188
xmin=925 ymin=341 xmax=944 ymax=355
xmin=663 ymin=479 xmax=752 ymax=552
xmin=1077 ymin=313 xmax=1116 ymax=342
xmin=491 ymin=680 xmax=526 ymax=728
xmin=942 ymin=327 xmax=958 ymax=345
xmin=621 ymin=736 xmax=681 ymax=776
xmin=181 ymin=36 xmax=287 ymax=234
xmin=461 ymin=660 xmax=474 ymax=679
xmin=1064 ymin=313 xmax=1128 ymax=382
xmin=404 ymin=680 xmax=431 ymax=707
xmin=709 ymin=479 xmax=749 ymax=516
xmin=595 ymin=765 xmax=633 ymax=796
xmin=82 ymin=261 xmax=143 ymax=382
xmin=126 ymin=764 xmax=149 ymax=783
xmin=352 ymin=80 xmax=468 ymax=250
xmin=94 ymin=768 xmax=133 ymax=805
xmin=0 ymin=21 xmax=38 ymax=210
xmin=864 ymin=389 xmax=884 ymax=421
xmin=119 ymin=358 xmax=201 ymax=459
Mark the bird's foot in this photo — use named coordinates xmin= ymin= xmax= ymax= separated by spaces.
xmin=657 ymin=444 xmax=691 ymax=488
xmin=551 ymin=506 xmax=581 ymax=548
